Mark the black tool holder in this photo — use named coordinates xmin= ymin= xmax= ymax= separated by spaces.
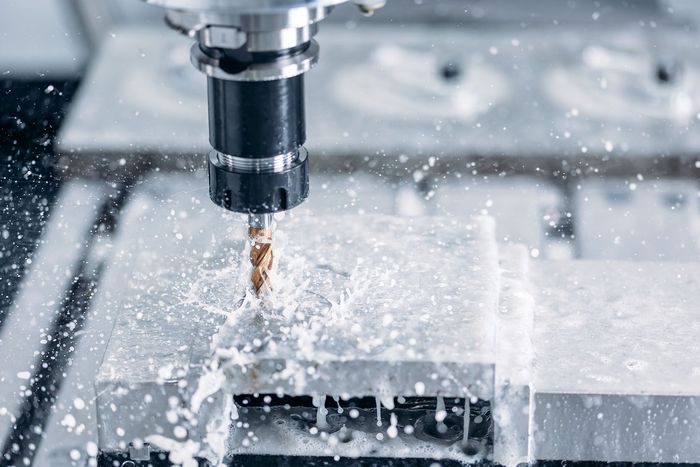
xmin=204 ymin=44 xmax=310 ymax=215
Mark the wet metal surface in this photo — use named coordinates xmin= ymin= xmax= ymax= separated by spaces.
xmin=530 ymin=260 xmax=700 ymax=463
xmin=91 ymin=173 xmax=501 ymax=461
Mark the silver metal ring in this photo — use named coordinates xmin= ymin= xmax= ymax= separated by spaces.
xmin=248 ymin=213 xmax=273 ymax=229
xmin=246 ymin=24 xmax=316 ymax=52
xmin=191 ymin=40 xmax=319 ymax=81
xmin=216 ymin=148 xmax=305 ymax=173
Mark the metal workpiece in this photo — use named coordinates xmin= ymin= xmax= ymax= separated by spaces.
xmin=96 ymin=204 xmax=500 ymax=394
xmin=492 ymin=244 xmax=535 ymax=467
xmin=530 ymin=260 xmax=700 ymax=463
xmin=434 ymin=178 xmax=571 ymax=259
xmin=575 ymin=179 xmax=700 ymax=261
xmin=213 ymin=215 xmax=500 ymax=399
xmin=80 ymin=173 xmax=700 ymax=464
xmin=93 ymin=174 xmax=502 ymax=461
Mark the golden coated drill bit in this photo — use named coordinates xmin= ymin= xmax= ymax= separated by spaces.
xmin=249 ymin=226 xmax=273 ymax=296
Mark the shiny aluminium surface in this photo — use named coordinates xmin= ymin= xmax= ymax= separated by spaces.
xmin=530 ymin=260 xmax=700 ymax=463
xmin=93 ymin=175 xmax=501 ymax=396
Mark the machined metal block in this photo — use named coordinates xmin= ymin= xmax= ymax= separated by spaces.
xmin=575 ymin=179 xmax=700 ymax=261
xmin=530 ymin=260 xmax=700 ymax=463
xmin=300 ymin=174 xmax=396 ymax=216
xmin=91 ymin=173 xmax=502 ymax=464
xmin=492 ymin=244 xmax=534 ymax=467
xmin=434 ymin=178 xmax=571 ymax=259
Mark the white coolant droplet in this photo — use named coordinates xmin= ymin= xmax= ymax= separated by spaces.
xmin=387 ymin=413 xmax=398 ymax=438
xmin=415 ymin=381 xmax=425 ymax=396
xmin=436 ymin=395 xmax=445 ymax=413
xmin=375 ymin=396 xmax=382 ymax=426
xmin=231 ymin=398 xmax=239 ymax=420
xmin=190 ymin=369 xmax=225 ymax=413
xmin=86 ymin=441 xmax=98 ymax=457
xmin=463 ymin=398 xmax=470 ymax=444
xmin=146 ymin=435 xmax=200 ymax=467
xmin=313 ymin=396 xmax=328 ymax=430
xmin=380 ymin=396 xmax=395 ymax=411
xmin=61 ymin=414 xmax=76 ymax=428
xmin=435 ymin=396 xmax=447 ymax=422
xmin=332 ymin=395 xmax=343 ymax=414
